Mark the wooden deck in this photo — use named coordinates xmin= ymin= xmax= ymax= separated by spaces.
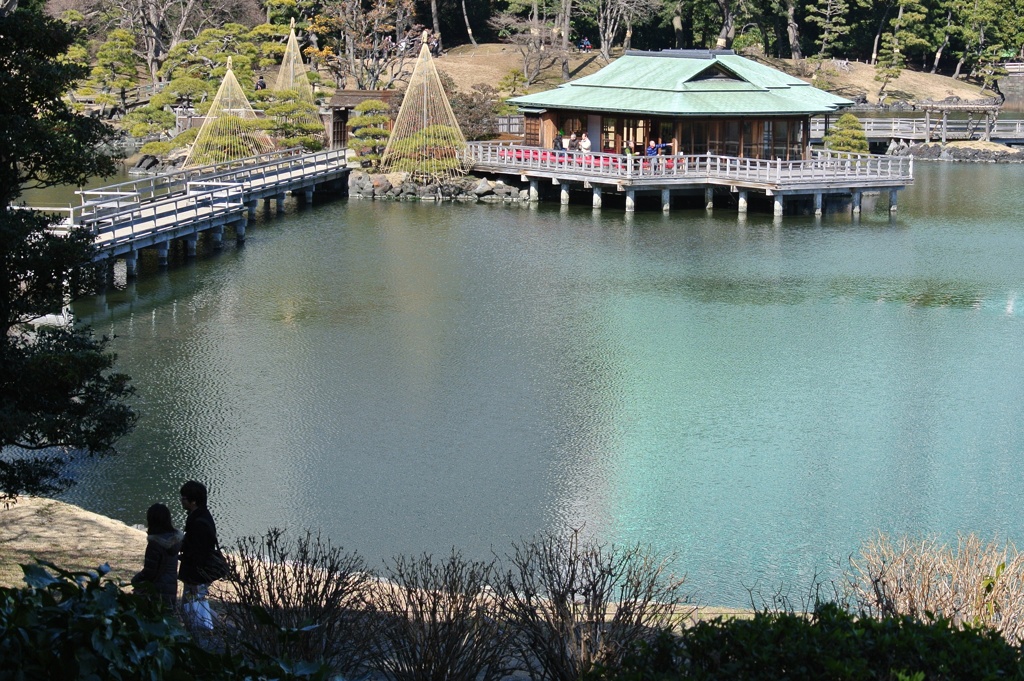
xmin=463 ymin=142 xmax=913 ymax=215
xmin=809 ymin=117 xmax=1024 ymax=145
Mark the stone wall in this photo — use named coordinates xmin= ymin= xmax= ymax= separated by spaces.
xmin=905 ymin=142 xmax=1024 ymax=163
xmin=348 ymin=170 xmax=530 ymax=202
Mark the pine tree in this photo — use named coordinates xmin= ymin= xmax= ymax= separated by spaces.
xmin=823 ymin=113 xmax=870 ymax=153
xmin=348 ymin=99 xmax=391 ymax=168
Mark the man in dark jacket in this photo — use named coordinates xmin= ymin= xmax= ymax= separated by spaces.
xmin=179 ymin=480 xmax=217 ymax=630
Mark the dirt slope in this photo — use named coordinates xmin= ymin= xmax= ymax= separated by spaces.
xmin=435 ymin=43 xmax=993 ymax=104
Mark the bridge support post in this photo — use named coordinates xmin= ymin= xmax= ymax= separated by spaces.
xmin=661 ymin=189 xmax=671 ymax=213
xmin=235 ymin=218 xmax=247 ymax=243
xmin=263 ymin=197 xmax=271 ymax=209
xmin=304 ymin=189 xmax=314 ymax=204
xmin=851 ymin=190 xmax=862 ymax=214
xmin=705 ymin=188 xmax=714 ymax=210
xmin=625 ymin=189 xmax=635 ymax=212
xmin=276 ymin=193 xmax=286 ymax=212
xmin=773 ymin=195 xmax=784 ymax=217
xmin=248 ymin=200 xmax=258 ymax=218
xmin=156 ymin=242 xmax=169 ymax=268
xmin=737 ymin=190 xmax=748 ymax=214
xmin=591 ymin=186 xmax=603 ymax=209
xmin=125 ymin=251 xmax=138 ymax=279
xmin=560 ymin=183 xmax=570 ymax=205
xmin=185 ymin=236 xmax=197 ymax=258
xmin=211 ymin=226 xmax=224 ymax=250
xmin=888 ymin=189 xmax=898 ymax=213
xmin=529 ymin=179 xmax=539 ymax=202
xmin=813 ymin=192 xmax=823 ymax=216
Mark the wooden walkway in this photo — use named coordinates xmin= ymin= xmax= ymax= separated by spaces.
xmin=464 ymin=142 xmax=913 ymax=216
xmin=44 ymin=148 xmax=349 ymax=277
xmin=809 ymin=117 xmax=1024 ymax=144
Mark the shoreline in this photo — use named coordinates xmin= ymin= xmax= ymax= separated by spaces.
xmin=0 ymin=496 xmax=752 ymax=619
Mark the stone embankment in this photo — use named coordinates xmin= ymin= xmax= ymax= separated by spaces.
xmin=348 ymin=170 xmax=528 ymax=202
xmin=902 ymin=142 xmax=1024 ymax=163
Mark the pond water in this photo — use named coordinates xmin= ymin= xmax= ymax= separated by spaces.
xmin=57 ymin=161 xmax=1024 ymax=607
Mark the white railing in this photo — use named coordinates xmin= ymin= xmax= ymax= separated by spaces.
xmin=463 ymin=143 xmax=913 ymax=185
xmin=85 ymin=183 xmax=245 ymax=253
xmin=809 ymin=117 xmax=1024 ymax=140
xmin=69 ymin=147 xmax=347 ymax=225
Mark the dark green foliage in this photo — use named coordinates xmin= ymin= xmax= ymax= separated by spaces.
xmin=823 ymin=113 xmax=870 ymax=153
xmin=607 ymin=603 xmax=1024 ymax=681
xmin=0 ymin=561 xmax=331 ymax=681
xmin=0 ymin=7 xmax=136 ymax=504
xmin=0 ymin=9 xmax=120 ymax=206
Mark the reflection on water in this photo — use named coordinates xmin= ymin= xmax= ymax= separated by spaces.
xmin=62 ymin=163 xmax=1024 ymax=606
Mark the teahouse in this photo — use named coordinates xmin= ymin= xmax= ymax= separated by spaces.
xmin=508 ymin=49 xmax=851 ymax=160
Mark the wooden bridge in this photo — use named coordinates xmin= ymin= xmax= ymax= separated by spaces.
xmin=464 ymin=142 xmax=913 ymax=216
xmin=41 ymin=148 xmax=349 ymax=278
xmin=809 ymin=116 xmax=1024 ymax=145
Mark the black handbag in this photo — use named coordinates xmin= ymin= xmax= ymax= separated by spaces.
xmin=203 ymin=545 xmax=231 ymax=582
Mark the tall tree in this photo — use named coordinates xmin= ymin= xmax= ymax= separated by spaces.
xmin=874 ymin=0 xmax=928 ymax=99
xmin=0 ymin=5 xmax=136 ymax=503
xmin=806 ymin=0 xmax=850 ymax=60
xmin=88 ymin=28 xmax=141 ymax=115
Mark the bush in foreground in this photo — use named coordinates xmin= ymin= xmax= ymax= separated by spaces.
xmin=607 ymin=602 xmax=1024 ymax=681
xmin=0 ymin=561 xmax=328 ymax=680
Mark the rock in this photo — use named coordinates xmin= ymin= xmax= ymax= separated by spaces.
xmin=471 ymin=179 xmax=493 ymax=196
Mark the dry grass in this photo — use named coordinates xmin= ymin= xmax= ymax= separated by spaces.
xmin=0 ymin=496 xmax=145 ymax=588
xmin=847 ymin=533 xmax=1024 ymax=642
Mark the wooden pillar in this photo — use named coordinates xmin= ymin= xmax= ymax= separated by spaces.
xmin=592 ymin=186 xmax=602 ymax=209
xmin=211 ymin=226 xmax=224 ymax=249
xmin=276 ymin=193 xmax=286 ymax=212
xmin=661 ymin=188 xmax=671 ymax=213
xmin=737 ymin=190 xmax=748 ymax=214
xmin=985 ymin=113 xmax=992 ymax=142
xmin=941 ymin=111 xmax=948 ymax=144
xmin=852 ymin=190 xmax=862 ymax=214
xmin=888 ymin=189 xmax=898 ymax=213
xmin=813 ymin=192 xmax=823 ymax=216
xmin=704 ymin=187 xmax=714 ymax=210
xmin=625 ymin=189 xmax=635 ymax=213
xmin=156 ymin=242 xmax=169 ymax=268
xmin=124 ymin=251 xmax=138 ymax=279
xmin=236 ymin=218 xmax=247 ymax=243
xmin=248 ymin=200 xmax=258 ymax=218
xmin=924 ymin=111 xmax=930 ymax=142
xmin=560 ymin=182 xmax=570 ymax=205
xmin=773 ymin=194 xmax=784 ymax=217
xmin=304 ymin=188 xmax=314 ymax=203
xmin=263 ymin=197 xmax=271 ymax=208
xmin=185 ymin=236 xmax=197 ymax=257
xmin=529 ymin=179 xmax=539 ymax=202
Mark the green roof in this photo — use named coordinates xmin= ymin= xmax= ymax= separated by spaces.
xmin=508 ymin=50 xmax=852 ymax=116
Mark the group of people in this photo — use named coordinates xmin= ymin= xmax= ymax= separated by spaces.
xmin=553 ymin=131 xmax=593 ymax=153
xmin=554 ymin=133 xmax=672 ymax=157
xmin=131 ymin=480 xmax=220 ymax=631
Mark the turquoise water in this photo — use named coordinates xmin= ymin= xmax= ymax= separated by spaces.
xmin=63 ymin=162 xmax=1024 ymax=606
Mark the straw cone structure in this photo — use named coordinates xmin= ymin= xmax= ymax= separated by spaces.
xmin=184 ymin=58 xmax=276 ymax=168
xmin=274 ymin=19 xmax=316 ymax=103
xmin=379 ymin=40 xmax=466 ymax=184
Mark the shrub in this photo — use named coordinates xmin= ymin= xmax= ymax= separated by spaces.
xmin=498 ymin=529 xmax=691 ymax=681
xmin=823 ymin=112 xmax=869 ymax=153
xmin=609 ymin=602 xmax=1024 ymax=681
xmin=847 ymin=533 xmax=1024 ymax=643
xmin=348 ymin=98 xmax=391 ymax=168
xmin=224 ymin=528 xmax=378 ymax=677
xmin=0 ymin=561 xmax=328 ymax=680
xmin=368 ymin=550 xmax=515 ymax=681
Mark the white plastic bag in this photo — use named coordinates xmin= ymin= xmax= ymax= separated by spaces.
xmin=182 ymin=595 xmax=213 ymax=630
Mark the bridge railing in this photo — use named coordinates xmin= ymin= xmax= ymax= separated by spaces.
xmin=463 ymin=142 xmax=913 ymax=184
xmin=200 ymin=147 xmax=348 ymax=190
xmin=70 ymin=147 xmax=343 ymax=224
xmin=86 ymin=183 xmax=245 ymax=253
